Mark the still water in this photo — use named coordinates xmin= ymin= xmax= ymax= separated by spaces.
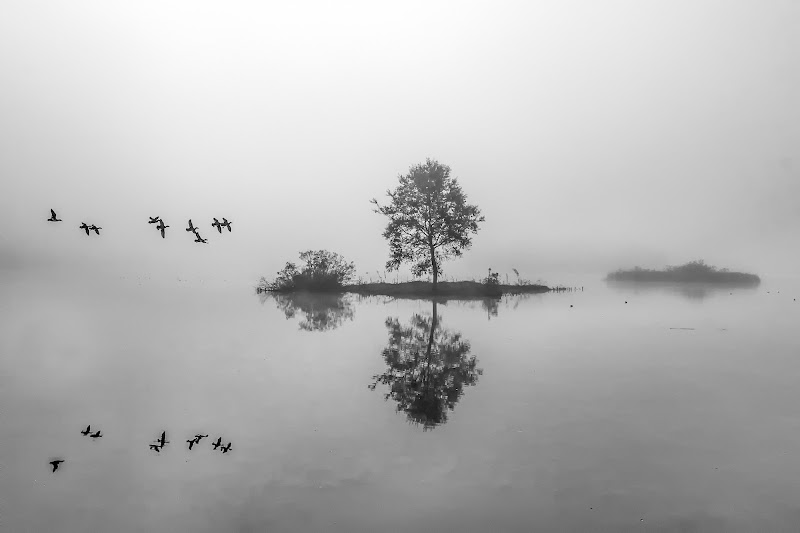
xmin=2 ymin=271 xmax=800 ymax=532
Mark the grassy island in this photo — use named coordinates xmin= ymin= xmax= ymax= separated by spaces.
xmin=257 ymin=250 xmax=551 ymax=298
xmin=606 ymin=260 xmax=760 ymax=284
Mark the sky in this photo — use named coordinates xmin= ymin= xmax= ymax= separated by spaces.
xmin=1 ymin=0 xmax=798 ymax=285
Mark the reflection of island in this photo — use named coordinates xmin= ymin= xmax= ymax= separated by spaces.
xmin=369 ymin=301 xmax=482 ymax=430
xmin=605 ymin=280 xmax=758 ymax=301
xmin=263 ymin=291 xmax=355 ymax=331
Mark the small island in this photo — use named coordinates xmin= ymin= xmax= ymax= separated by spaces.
xmin=257 ymin=159 xmax=552 ymax=299
xmin=256 ymin=251 xmax=550 ymax=298
xmin=605 ymin=260 xmax=760 ymax=285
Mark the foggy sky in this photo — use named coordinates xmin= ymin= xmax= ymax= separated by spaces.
xmin=1 ymin=0 xmax=798 ymax=285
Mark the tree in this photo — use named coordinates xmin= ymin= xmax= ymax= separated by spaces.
xmin=368 ymin=301 xmax=482 ymax=430
xmin=371 ymin=158 xmax=484 ymax=290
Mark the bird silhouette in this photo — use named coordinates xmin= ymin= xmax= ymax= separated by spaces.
xmin=221 ymin=442 xmax=232 ymax=454
xmin=149 ymin=444 xmax=162 ymax=453
xmin=186 ymin=438 xmax=199 ymax=450
xmin=49 ymin=459 xmax=65 ymax=472
xmin=79 ymin=223 xmax=90 ymax=236
xmin=148 ymin=216 xmax=161 ymax=224
xmin=156 ymin=431 xmax=169 ymax=447
xmin=194 ymin=434 xmax=209 ymax=442
xmin=156 ymin=220 xmax=169 ymax=238
xmin=221 ymin=218 xmax=232 ymax=232
xmin=90 ymin=430 xmax=102 ymax=439
xmin=212 ymin=218 xmax=222 ymax=233
xmin=89 ymin=225 xmax=102 ymax=235
xmin=211 ymin=437 xmax=222 ymax=450
xmin=186 ymin=219 xmax=197 ymax=233
xmin=80 ymin=425 xmax=91 ymax=436
xmin=194 ymin=234 xmax=207 ymax=244
xmin=48 ymin=209 xmax=62 ymax=222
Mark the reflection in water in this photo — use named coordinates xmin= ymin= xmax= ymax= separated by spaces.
xmin=262 ymin=291 xmax=355 ymax=331
xmin=605 ymin=280 xmax=759 ymax=301
xmin=369 ymin=301 xmax=482 ymax=430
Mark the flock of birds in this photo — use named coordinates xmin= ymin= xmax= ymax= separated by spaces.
xmin=48 ymin=427 xmax=233 ymax=472
xmin=47 ymin=209 xmax=233 ymax=243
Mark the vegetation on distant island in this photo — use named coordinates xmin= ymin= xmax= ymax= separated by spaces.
xmin=371 ymin=158 xmax=484 ymax=291
xmin=605 ymin=260 xmax=760 ymax=284
xmin=259 ymin=250 xmax=356 ymax=292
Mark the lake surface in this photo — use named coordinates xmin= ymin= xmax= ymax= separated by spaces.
xmin=2 ymin=271 xmax=800 ymax=532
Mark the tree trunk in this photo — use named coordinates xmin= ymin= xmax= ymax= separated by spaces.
xmin=430 ymin=245 xmax=438 ymax=291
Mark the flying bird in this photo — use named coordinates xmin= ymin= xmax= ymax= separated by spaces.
xmin=220 ymin=442 xmax=232 ymax=454
xmin=194 ymin=434 xmax=209 ymax=442
xmin=148 ymin=216 xmax=161 ymax=224
xmin=80 ymin=425 xmax=92 ymax=436
xmin=79 ymin=223 xmax=90 ymax=236
xmin=221 ymin=218 xmax=232 ymax=232
xmin=49 ymin=459 xmax=65 ymax=472
xmin=186 ymin=219 xmax=197 ymax=233
xmin=194 ymin=234 xmax=207 ymax=244
xmin=156 ymin=220 xmax=169 ymax=238
xmin=90 ymin=430 xmax=102 ymax=439
xmin=156 ymin=431 xmax=169 ymax=447
xmin=211 ymin=437 xmax=222 ymax=450
xmin=89 ymin=225 xmax=101 ymax=235
xmin=48 ymin=209 xmax=62 ymax=222
xmin=212 ymin=218 xmax=222 ymax=233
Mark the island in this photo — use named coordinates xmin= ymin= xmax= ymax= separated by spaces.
xmin=605 ymin=260 xmax=760 ymax=285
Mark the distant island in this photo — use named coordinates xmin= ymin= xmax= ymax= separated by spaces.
xmin=605 ymin=260 xmax=760 ymax=284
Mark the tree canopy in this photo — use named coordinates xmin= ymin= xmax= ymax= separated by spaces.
xmin=371 ymin=159 xmax=484 ymax=288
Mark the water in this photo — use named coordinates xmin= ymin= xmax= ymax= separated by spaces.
xmin=2 ymin=271 xmax=800 ymax=532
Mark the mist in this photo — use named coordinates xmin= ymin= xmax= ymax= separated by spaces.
xmin=2 ymin=0 xmax=798 ymax=285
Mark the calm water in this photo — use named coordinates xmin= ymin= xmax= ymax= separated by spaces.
xmin=2 ymin=271 xmax=800 ymax=532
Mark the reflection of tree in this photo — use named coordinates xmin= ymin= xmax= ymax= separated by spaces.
xmin=369 ymin=301 xmax=482 ymax=430
xmin=264 ymin=291 xmax=355 ymax=331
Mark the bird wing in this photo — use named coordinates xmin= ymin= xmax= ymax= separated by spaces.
xmin=51 ymin=209 xmax=57 ymax=218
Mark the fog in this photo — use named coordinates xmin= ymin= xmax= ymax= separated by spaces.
xmin=1 ymin=0 xmax=798 ymax=285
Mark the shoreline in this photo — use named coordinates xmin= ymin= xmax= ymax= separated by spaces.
xmin=257 ymin=280 xmax=553 ymax=298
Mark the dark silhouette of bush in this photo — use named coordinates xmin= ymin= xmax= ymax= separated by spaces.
xmin=606 ymin=260 xmax=760 ymax=284
xmin=264 ymin=250 xmax=356 ymax=292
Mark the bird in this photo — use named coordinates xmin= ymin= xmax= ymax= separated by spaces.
xmin=221 ymin=218 xmax=232 ymax=232
xmin=186 ymin=438 xmax=198 ymax=450
xmin=89 ymin=224 xmax=101 ymax=235
xmin=148 ymin=216 xmax=161 ymax=224
xmin=194 ymin=234 xmax=207 ymax=244
xmin=79 ymin=222 xmax=90 ymax=236
xmin=49 ymin=459 xmax=65 ymax=472
xmin=221 ymin=442 xmax=232 ymax=454
xmin=149 ymin=444 xmax=162 ymax=453
xmin=194 ymin=434 xmax=209 ymax=443
xmin=156 ymin=431 xmax=169 ymax=447
xmin=90 ymin=430 xmax=102 ymax=439
xmin=156 ymin=220 xmax=169 ymax=238
xmin=211 ymin=437 xmax=222 ymax=450
xmin=48 ymin=209 xmax=62 ymax=222
xmin=80 ymin=425 xmax=91 ymax=436
xmin=212 ymin=218 xmax=223 ymax=233
xmin=186 ymin=219 xmax=197 ymax=233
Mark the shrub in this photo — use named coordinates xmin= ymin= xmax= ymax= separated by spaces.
xmin=266 ymin=250 xmax=356 ymax=291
